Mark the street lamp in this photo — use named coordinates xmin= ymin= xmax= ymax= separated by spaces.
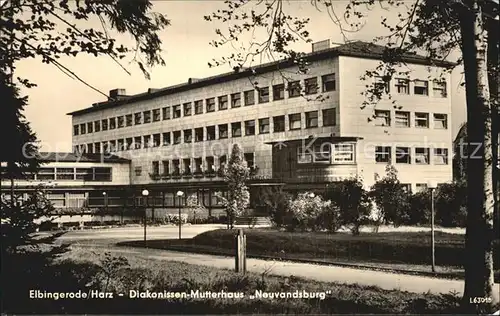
xmin=102 ymin=191 xmax=108 ymax=214
xmin=176 ymin=190 xmax=185 ymax=239
xmin=309 ymin=192 xmax=315 ymax=198
xmin=427 ymin=180 xmax=438 ymax=273
xmin=142 ymin=189 xmax=149 ymax=246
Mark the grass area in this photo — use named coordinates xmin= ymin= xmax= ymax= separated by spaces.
xmin=119 ymin=229 xmax=500 ymax=280
xmin=28 ymin=246 xmax=460 ymax=314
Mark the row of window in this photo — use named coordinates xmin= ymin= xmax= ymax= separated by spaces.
xmin=375 ymin=77 xmax=447 ymax=97
xmin=148 ymin=153 xmax=255 ymax=177
xmin=374 ymin=110 xmax=448 ymax=129
xmin=73 ymin=74 xmax=337 ymax=136
xmin=374 ymin=146 xmax=449 ymax=165
xmin=6 ymin=167 xmax=113 ymax=181
xmin=74 ymin=109 xmax=337 ymax=153
xmin=295 ymin=144 xmax=449 ymax=165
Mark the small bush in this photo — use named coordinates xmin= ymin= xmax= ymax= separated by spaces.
xmin=435 ymin=182 xmax=467 ymax=227
xmin=258 ymin=186 xmax=292 ymax=228
xmin=408 ymin=191 xmax=432 ymax=225
xmin=326 ymin=177 xmax=372 ymax=235
xmin=286 ymin=192 xmax=332 ymax=232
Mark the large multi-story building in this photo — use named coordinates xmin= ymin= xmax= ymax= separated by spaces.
xmin=3 ymin=40 xmax=455 ymax=221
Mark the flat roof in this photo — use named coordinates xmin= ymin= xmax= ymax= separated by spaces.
xmin=68 ymin=41 xmax=456 ymax=117
xmin=265 ymin=136 xmax=363 ymax=145
xmin=36 ymin=152 xmax=130 ymax=163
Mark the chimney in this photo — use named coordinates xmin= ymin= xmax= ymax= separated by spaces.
xmin=148 ymin=88 xmax=160 ymax=94
xmin=312 ymin=39 xmax=331 ymax=52
xmin=108 ymin=88 xmax=127 ymax=101
xmin=188 ymin=78 xmax=201 ymax=84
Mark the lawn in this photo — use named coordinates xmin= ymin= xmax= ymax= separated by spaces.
xmin=9 ymin=246 xmax=459 ymax=314
xmin=119 ymin=229 xmax=500 ymax=280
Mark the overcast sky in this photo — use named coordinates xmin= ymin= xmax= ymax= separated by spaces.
xmin=16 ymin=0 xmax=466 ymax=152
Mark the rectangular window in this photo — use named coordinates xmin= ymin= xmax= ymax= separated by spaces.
xmin=172 ymin=160 xmax=180 ymax=175
xmin=415 ymin=147 xmax=430 ymax=164
xmin=37 ymin=168 xmax=56 ymax=180
xmin=207 ymin=126 xmax=216 ymax=140
xmin=134 ymin=112 xmax=142 ymax=125
xmin=143 ymin=111 xmax=151 ymax=124
xmin=134 ymin=136 xmax=142 ymax=149
xmin=87 ymin=122 xmax=93 ymax=133
xmin=434 ymin=148 xmax=449 ymax=165
xmin=194 ymin=100 xmax=203 ymax=114
xmin=305 ymin=77 xmax=318 ymax=95
xmin=153 ymin=109 xmax=161 ymax=122
xmin=259 ymin=118 xmax=270 ymax=134
xmin=230 ymin=93 xmax=241 ymax=108
xmin=395 ymin=111 xmax=410 ymax=127
xmin=162 ymin=107 xmax=171 ymax=120
xmin=101 ymin=119 xmax=108 ymax=131
xmin=231 ymin=122 xmax=242 ymax=137
xmin=322 ymin=74 xmax=336 ymax=92
xmin=305 ymin=111 xmax=319 ymax=128
xmin=117 ymin=139 xmax=124 ymax=151
xmin=182 ymin=102 xmax=192 ymax=116
xmin=258 ymin=87 xmax=269 ymax=103
xmin=244 ymin=153 xmax=255 ymax=168
xmin=288 ymin=80 xmax=301 ymax=98
xmin=80 ymin=123 xmax=86 ymax=134
xmin=143 ymin=135 xmax=151 ymax=148
xmin=322 ymin=108 xmax=336 ymax=126
xmin=273 ymin=116 xmax=285 ymax=132
xmin=396 ymin=78 xmax=410 ymax=94
xmin=94 ymin=120 xmax=101 ymax=132
xmin=109 ymin=117 xmax=116 ymax=129
xmin=219 ymin=155 xmax=227 ymax=170
xmin=206 ymin=156 xmax=215 ymax=173
xmin=153 ymin=133 xmax=161 ymax=147
xmin=415 ymin=112 xmax=429 ymax=128
xmin=433 ymin=80 xmax=447 ymax=97
xmin=289 ymin=113 xmax=301 ymax=130
xmin=56 ymin=168 xmax=75 ymax=181
xmin=433 ymin=113 xmax=448 ymax=129
xmin=162 ymin=161 xmax=170 ymax=175
xmin=374 ymin=76 xmax=390 ymax=93
xmin=396 ymin=147 xmax=411 ymax=164
xmin=173 ymin=105 xmax=181 ymax=118
xmin=194 ymin=158 xmax=203 ymax=173
xmin=375 ymin=146 xmax=391 ymax=163
xmin=206 ymin=98 xmax=216 ymax=112
xmin=195 ymin=127 xmax=204 ymax=142
xmin=125 ymin=114 xmax=133 ymax=127
xmin=125 ymin=138 xmax=133 ymax=150
xmin=245 ymin=120 xmax=255 ymax=136
xmin=218 ymin=124 xmax=228 ymax=139
xmin=94 ymin=142 xmax=101 ymax=153
xmin=73 ymin=125 xmax=79 ymax=136
xmin=332 ymin=143 xmax=354 ymax=163
xmin=109 ymin=140 xmax=117 ymax=152
xmin=103 ymin=141 xmax=110 ymax=153
xmin=374 ymin=110 xmax=391 ymax=126
xmin=173 ymin=131 xmax=181 ymax=144
xmin=273 ymin=84 xmax=285 ymax=100
xmin=314 ymin=144 xmax=331 ymax=162
xmin=117 ymin=116 xmax=124 ymax=128
xmin=297 ymin=147 xmax=312 ymax=164
xmin=414 ymin=80 xmax=429 ymax=95
xmin=244 ymin=90 xmax=255 ymax=106
xmin=218 ymin=95 xmax=228 ymax=110
xmin=183 ymin=159 xmax=191 ymax=175
xmin=86 ymin=143 xmax=93 ymax=153
xmin=184 ymin=129 xmax=192 ymax=143
xmin=416 ymin=183 xmax=428 ymax=192
xmin=162 ymin=132 xmax=170 ymax=146
xmin=152 ymin=161 xmax=160 ymax=175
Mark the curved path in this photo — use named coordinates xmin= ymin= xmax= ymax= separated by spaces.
xmin=56 ymin=225 xmax=499 ymax=297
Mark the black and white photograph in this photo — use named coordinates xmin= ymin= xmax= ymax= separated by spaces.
xmin=1 ymin=0 xmax=499 ymax=314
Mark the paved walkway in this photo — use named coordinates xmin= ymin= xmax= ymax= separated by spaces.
xmin=77 ymin=243 xmax=499 ymax=296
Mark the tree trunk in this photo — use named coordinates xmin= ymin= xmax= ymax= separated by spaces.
xmin=486 ymin=8 xmax=500 ymax=239
xmin=460 ymin=1 xmax=498 ymax=312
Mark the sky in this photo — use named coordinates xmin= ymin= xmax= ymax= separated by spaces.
xmin=15 ymin=0 xmax=466 ymax=152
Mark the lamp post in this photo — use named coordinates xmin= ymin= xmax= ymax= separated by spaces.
xmin=102 ymin=191 xmax=108 ymax=212
xmin=309 ymin=192 xmax=315 ymax=198
xmin=427 ymin=180 xmax=438 ymax=272
xmin=142 ymin=189 xmax=149 ymax=246
xmin=176 ymin=190 xmax=184 ymax=239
